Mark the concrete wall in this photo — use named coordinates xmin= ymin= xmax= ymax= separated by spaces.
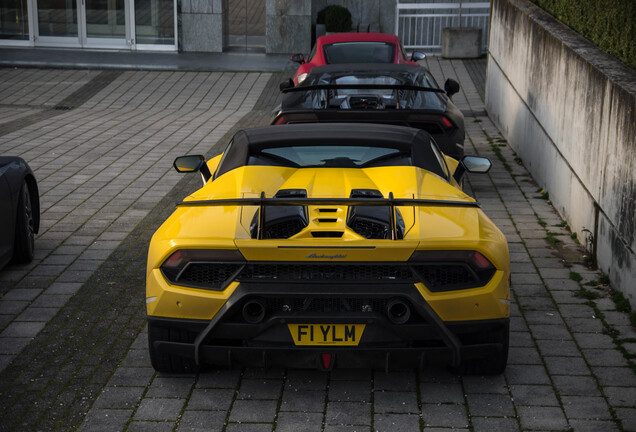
xmin=266 ymin=0 xmax=311 ymax=54
xmin=311 ymin=0 xmax=396 ymax=34
xmin=486 ymin=0 xmax=636 ymax=304
xmin=181 ymin=0 xmax=226 ymax=52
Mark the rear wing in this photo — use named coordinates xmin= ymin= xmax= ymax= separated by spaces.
xmin=281 ymin=83 xmax=445 ymax=110
xmin=281 ymin=84 xmax=445 ymax=93
xmin=176 ymin=192 xmax=479 ymax=240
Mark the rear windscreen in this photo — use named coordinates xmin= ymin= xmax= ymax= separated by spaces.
xmin=323 ymin=42 xmax=395 ymax=64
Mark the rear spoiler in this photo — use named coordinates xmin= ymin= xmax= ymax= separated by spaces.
xmin=281 ymin=84 xmax=445 ymax=109
xmin=176 ymin=192 xmax=479 ymax=240
xmin=281 ymin=84 xmax=446 ymax=93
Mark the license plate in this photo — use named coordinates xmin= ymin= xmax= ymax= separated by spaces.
xmin=288 ymin=324 xmax=365 ymax=346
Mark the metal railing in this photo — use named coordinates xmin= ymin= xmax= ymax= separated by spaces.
xmin=395 ymin=1 xmax=490 ymax=52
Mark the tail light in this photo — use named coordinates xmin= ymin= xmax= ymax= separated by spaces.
xmin=273 ymin=113 xmax=318 ymax=125
xmin=440 ymin=116 xmax=453 ymax=129
xmin=408 ymin=250 xmax=496 ymax=292
xmin=161 ymin=249 xmax=245 ymax=290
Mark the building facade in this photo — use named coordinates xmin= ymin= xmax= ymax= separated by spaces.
xmin=0 ymin=0 xmax=396 ymax=53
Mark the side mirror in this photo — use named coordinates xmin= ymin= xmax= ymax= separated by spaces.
xmin=280 ymin=78 xmax=294 ymax=91
xmin=444 ymin=78 xmax=460 ymax=97
xmin=411 ymin=51 xmax=426 ymax=61
xmin=453 ymin=155 xmax=491 ymax=183
xmin=174 ymin=155 xmax=212 ymax=183
xmin=174 ymin=155 xmax=205 ymax=173
xmin=290 ymin=53 xmax=305 ymax=64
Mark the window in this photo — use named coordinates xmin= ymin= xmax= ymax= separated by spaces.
xmin=323 ymin=42 xmax=395 ymax=64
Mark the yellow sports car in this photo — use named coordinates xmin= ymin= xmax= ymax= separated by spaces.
xmin=146 ymin=123 xmax=510 ymax=374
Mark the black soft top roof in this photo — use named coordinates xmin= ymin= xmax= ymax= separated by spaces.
xmin=215 ymin=123 xmax=446 ymax=178
xmin=307 ymin=63 xmax=424 ymax=77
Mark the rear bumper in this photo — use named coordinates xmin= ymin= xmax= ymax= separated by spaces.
xmin=148 ymin=283 xmax=508 ymax=370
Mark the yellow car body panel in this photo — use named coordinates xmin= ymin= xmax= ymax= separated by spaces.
xmin=146 ymin=164 xmax=509 ymax=323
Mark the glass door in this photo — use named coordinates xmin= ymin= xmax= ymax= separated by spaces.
xmin=27 ymin=0 xmax=175 ymax=49
xmin=83 ymin=0 xmax=128 ymax=47
xmin=35 ymin=0 xmax=80 ymax=46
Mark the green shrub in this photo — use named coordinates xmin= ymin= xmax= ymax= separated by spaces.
xmin=530 ymin=0 xmax=636 ymax=70
xmin=318 ymin=5 xmax=352 ymax=33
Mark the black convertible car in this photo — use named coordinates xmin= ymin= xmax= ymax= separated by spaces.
xmin=0 ymin=157 xmax=39 ymax=269
xmin=273 ymin=64 xmax=465 ymax=159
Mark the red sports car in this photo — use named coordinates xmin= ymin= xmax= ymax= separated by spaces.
xmin=291 ymin=32 xmax=425 ymax=85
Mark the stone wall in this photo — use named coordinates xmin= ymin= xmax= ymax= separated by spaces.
xmin=486 ymin=0 xmax=636 ymax=304
xmin=266 ymin=0 xmax=311 ymax=54
xmin=181 ymin=0 xmax=226 ymax=52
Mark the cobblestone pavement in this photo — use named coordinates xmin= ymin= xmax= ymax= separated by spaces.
xmin=0 ymin=59 xmax=634 ymax=432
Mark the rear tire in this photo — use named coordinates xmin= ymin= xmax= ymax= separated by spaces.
xmin=148 ymin=323 xmax=201 ymax=374
xmin=12 ymin=181 xmax=35 ymax=264
xmin=452 ymin=323 xmax=509 ymax=375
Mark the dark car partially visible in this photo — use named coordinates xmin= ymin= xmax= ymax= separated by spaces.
xmin=0 ymin=157 xmax=40 ymax=269
xmin=273 ymin=64 xmax=465 ymax=159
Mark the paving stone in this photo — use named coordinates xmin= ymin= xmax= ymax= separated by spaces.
xmin=374 ymin=390 xmax=419 ymax=414
xmin=582 ymin=349 xmax=629 ymax=367
xmin=187 ymin=388 xmax=235 ymax=411
xmin=509 ymin=384 xmax=559 ymax=406
xmin=508 ymin=346 xmax=543 ymax=365
xmin=615 ymin=407 xmax=636 ymax=431
xmin=561 ymin=396 xmax=612 ymax=420
xmin=77 ymin=408 xmax=133 ymax=431
xmin=226 ymin=423 xmax=273 ymax=432
xmin=107 ymin=367 xmax=155 ymax=387
xmin=373 ymin=413 xmax=420 ymax=432
xmin=176 ymin=410 xmax=227 ymax=432
xmin=419 ymin=382 xmax=464 ymax=403
xmin=328 ymin=380 xmax=371 ymax=402
xmin=237 ymin=378 xmax=283 ymax=400
xmin=517 ymin=405 xmax=568 ymax=430
xmin=505 ymin=364 xmax=551 ymax=385
xmin=572 ymin=332 xmax=616 ymax=349
xmin=94 ymin=386 xmax=145 ymax=409
xmin=418 ymin=367 xmax=461 ymax=383
xmin=472 ymin=416 xmax=520 ymax=432
xmin=1 ymin=289 xmax=43 ymax=301
xmin=134 ymin=398 xmax=184 ymax=421
xmin=466 ymin=392 xmax=515 ymax=417
xmin=325 ymin=401 xmax=371 ymax=425
xmin=421 ymin=403 xmax=468 ymax=428
xmin=146 ymin=376 xmax=194 ymax=398
xmin=275 ymin=412 xmax=323 ymax=432
xmin=283 ymin=370 xmax=328 ymax=391
xmin=544 ymin=356 xmax=591 ymax=376
xmin=592 ymin=367 xmax=636 ymax=387
xmin=1 ymin=321 xmax=46 ymax=338
xmin=16 ymin=306 xmax=59 ymax=322
xmin=0 ymin=337 xmax=31 ymax=354
xmin=568 ymin=419 xmax=620 ymax=432
xmin=552 ymin=375 xmax=600 ymax=396
xmin=373 ymin=371 xmax=416 ymax=391
xmin=128 ymin=421 xmax=175 ymax=432
xmin=280 ymin=388 xmax=325 ymax=412
xmin=536 ymin=339 xmax=580 ymax=357
xmin=461 ymin=374 xmax=508 ymax=394
xmin=603 ymin=386 xmax=636 ymax=407
xmin=229 ymin=399 xmax=278 ymax=423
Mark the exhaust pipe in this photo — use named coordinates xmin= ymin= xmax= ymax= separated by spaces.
xmin=386 ymin=298 xmax=411 ymax=324
xmin=242 ymin=298 xmax=266 ymax=324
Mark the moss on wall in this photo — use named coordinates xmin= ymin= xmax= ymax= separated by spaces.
xmin=530 ymin=0 xmax=635 ymax=70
